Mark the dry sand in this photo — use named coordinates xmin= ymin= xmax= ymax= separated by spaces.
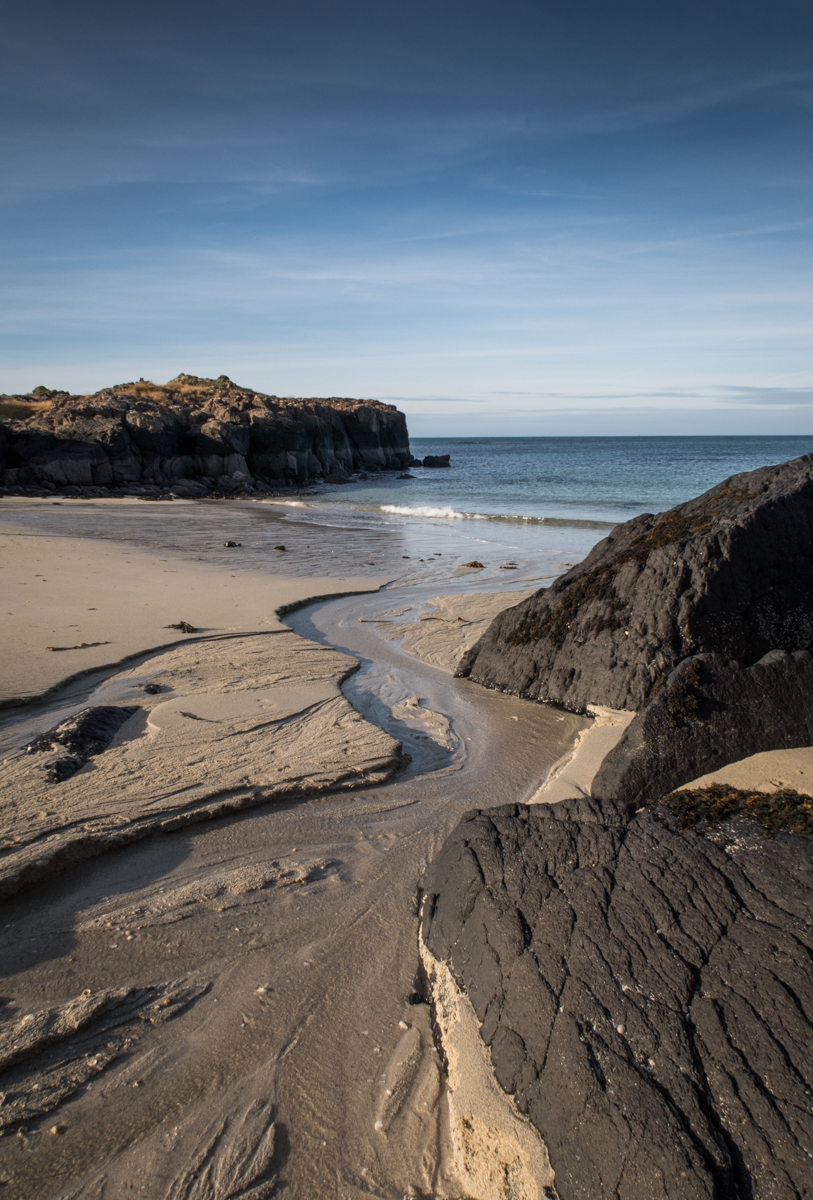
xmin=679 ymin=745 xmax=813 ymax=793
xmin=0 ymin=517 xmax=389 ymax=706
xmin=419 ymin=934 xmax=555 ymax=1200
xmin=530 ymin=706 xmax=634 ymax=804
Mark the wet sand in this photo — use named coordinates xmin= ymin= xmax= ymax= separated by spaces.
xmin=0 ymin=501 xmax=588 ymax=1198
xmin=3 ymin=494 xmax=812 ymax=1197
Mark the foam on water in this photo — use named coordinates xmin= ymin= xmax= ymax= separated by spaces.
xmin=379 ymin=503 xmax=612 ymax=529
xmin=380 ymin=504 xmax=487 ymax=520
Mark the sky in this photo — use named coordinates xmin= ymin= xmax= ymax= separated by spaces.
xmin=2 ymin=0 xmax=812 ymax=434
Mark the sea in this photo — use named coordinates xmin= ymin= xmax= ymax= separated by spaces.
xmin=5 ymin=435 xmax=812 ymax=591
xmin=281 ymin=434 xmax=813 ymax=570
xmin=309 ymin=433 xmax=813 ymax=527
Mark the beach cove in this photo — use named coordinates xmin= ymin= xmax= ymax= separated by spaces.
xmin=0 ymin=494 xmax=593 ymax=1197
xmin=1 ymin=447 xmax=813 ymax=1197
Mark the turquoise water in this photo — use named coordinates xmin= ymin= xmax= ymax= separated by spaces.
xmin=269 ymin=434 xmax=813 ymax=572
xmin=300 ymin=434 xmax=813 ymax=526
xmin=5 ymin=436 xmax=811 ymax=588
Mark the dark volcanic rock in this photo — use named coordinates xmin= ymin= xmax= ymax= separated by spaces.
xmin=457 ymin=454 xmax=813 ymax=711
xmin=26 ymin=705 xmax=139 ymax=781
xmin=422 ymin=454 xmax=450 ymax=468
xmin=0 ymin=375 xmax=413 ymax=494
xmin=593 ymin=649 xmax=813 ymax=802
xmin=421 ymin=798 xmax=813 ymax=1200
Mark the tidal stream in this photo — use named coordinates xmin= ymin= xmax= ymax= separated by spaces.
xmin=0 ymin=528 xmax=587 ymax=1198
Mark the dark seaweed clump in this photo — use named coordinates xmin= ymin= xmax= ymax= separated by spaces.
xmin=506 ymin=566 xmax=626 ymax=649
xmin=648 ymin=783 xmax=813 ymax=836
xmin=664 ymin=658 xmax=703 ymax=722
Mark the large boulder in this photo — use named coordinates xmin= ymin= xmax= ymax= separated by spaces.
xmin=593 ymin=649 xmax=813 ymax=803
xmin=0 ymin=376 xmax=413 ymax=493
xmin=457 ymin=455 xmax=813 ymax=711
xmin=421 ymin=798 xmax=813 ymax=1200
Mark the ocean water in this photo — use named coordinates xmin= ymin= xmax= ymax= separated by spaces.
xmin=309 ymin=435 xmax=813 ymax=528
xmin=263 ymin=434 xmax=813 ymax=583
xmin=5 ymin=436 xmax=811 ymax=593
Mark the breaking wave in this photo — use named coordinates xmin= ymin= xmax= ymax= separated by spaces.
xmin=379 ymin=504 xmax=613 ymax=529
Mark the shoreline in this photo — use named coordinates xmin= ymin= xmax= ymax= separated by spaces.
xmin=0 ymin=512 xmax=394 ymax=709
xmin=0 ymin=499 xmax=591 ymax=1197
xmin=1 ymin=494 xmax=809 ymax=1197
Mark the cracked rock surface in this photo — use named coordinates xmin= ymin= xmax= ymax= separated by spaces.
xmin=457 ymin=454 xmax=813 ymax=712
xmin=421 ymin=797 xmax=813 ymax=1200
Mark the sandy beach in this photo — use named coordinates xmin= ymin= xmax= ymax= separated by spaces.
xmin=0 ymin=502 xmax=392 ymax=707
xmin=2 ymin=494 xmax=810 ymax=1198
xmin=0 ymin=499 xmax=588 ymax=1198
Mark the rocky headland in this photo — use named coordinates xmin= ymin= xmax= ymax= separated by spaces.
xmin=0 ymin=374 xmax=416 ymax=496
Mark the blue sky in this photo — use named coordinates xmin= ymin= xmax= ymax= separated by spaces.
xmin=2 ymin=0 xmax=812 ymax=434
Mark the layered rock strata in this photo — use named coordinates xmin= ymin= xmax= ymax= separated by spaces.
xmin=421 ymin=798 xmax=813 ymax=1200
xmin=457 ymin=454 xmax=813 ymax=711
xmin=0 ymin=374 xmax=413 ymax=494
xmin=593 ymin=649 xmax=813 ymax=802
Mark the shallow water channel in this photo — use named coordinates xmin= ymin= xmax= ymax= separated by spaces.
xmin=0 ymin=578 xmax=586 ymax=1198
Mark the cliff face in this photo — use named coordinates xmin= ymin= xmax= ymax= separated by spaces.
xmin=457 ymin=454 xmax=813 ymax=711
xmin=0 ymin=375 xmax=413 ymax=495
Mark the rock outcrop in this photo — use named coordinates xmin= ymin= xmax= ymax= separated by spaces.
xmin=421 ymin=798 xmax=813 ymax=1200
xmin=0 ymin=374 xmax=413 ymax=495
xmin=25 ymin=704 xmax=141 ymax=783
xmin=593 ymin=649 xmax=813 ymax=803
xmin=457 ymin=454 xmax=813 ymax=711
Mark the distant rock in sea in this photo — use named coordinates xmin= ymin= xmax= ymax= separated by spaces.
xmin=457 ymin=454 xmax=813 ymax=712
xmin=0 ymin=374 xmax=412 ymax=496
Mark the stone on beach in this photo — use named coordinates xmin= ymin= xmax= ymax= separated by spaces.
xmin=593 ymin=648 xmax=813 ymax=802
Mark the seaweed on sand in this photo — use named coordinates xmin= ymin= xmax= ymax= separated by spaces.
xmin=648 ymin=783 xmax=813 ymax=836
